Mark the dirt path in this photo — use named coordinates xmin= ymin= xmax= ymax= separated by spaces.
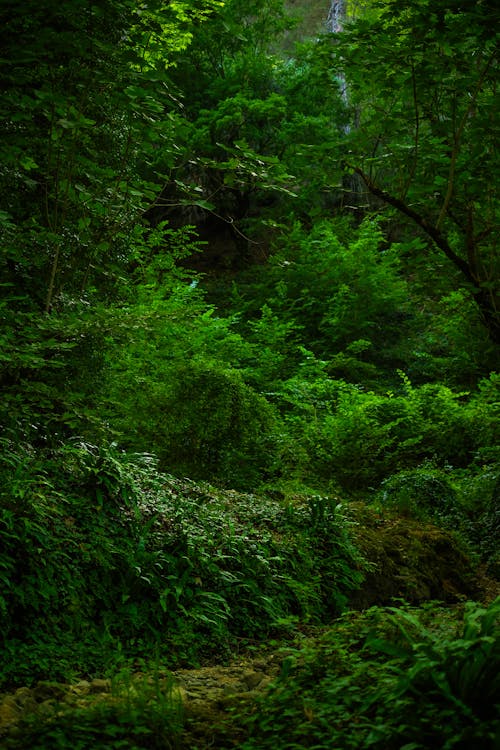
xmin=0 ymin=650 xmax=285 ymax=748
xmin=172 ymin=656 xmax=282 ymax=747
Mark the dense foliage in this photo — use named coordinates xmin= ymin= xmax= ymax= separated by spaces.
xmin=0 ymin=441 xmax=364 ymax=687
xmin=336 ymin=0 xmax=500 ymax=344
xmin=0 ymin=0 xmax=498 ymax=746
xmin=235 ymin=599 xmax=500 ymax=750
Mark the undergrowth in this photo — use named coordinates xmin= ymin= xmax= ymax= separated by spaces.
xmin=2 ymin=669 xmax=184 ymax=750
xmin=233 ymin=598 xmax=500 ymax=750
xmin=0 ymin=440 xmax=364 ymax=688
xmin=5 ymin=601 xmax=497 ymax=750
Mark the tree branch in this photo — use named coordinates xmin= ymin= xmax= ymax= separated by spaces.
xmin=350 ymin=165 xmax=476 ymax=285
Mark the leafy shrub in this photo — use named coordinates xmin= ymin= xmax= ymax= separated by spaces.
xmin=306 ymin=387 xmax=422 ymax=488
xmin=0 ymin=301 xmax=110 ymax=444
xmin=403 ymin=290 xmax=497 ymax=387
xmin=0 ymin=442 xmax=159 ymax=684
xmin=235 ymin=217 xmax=410 ymax=373
xmin=410 ymin=382 xmax=474 ymax=464
xmin=456 ymin=464 xmax=500 ymax=574
xmin=466 ymin=373 xmax=500 ymax=465
xmin=236 ymin=599 xmax=500 ymax=750
xmin=377 ymin=466 xmax=459 ymax=523
xmin=375 ymin=459 xmax=499 ymax=572
xmin=142 ymin=361 xmax=280 ymax=488
xmin=0 ymin=441 xmax=364 ymax=688
xmin=100 ymin=286 xmax=283 ymax=489
xmin=364 ymin=600 xmax=500 ymax=749
xmin=278 ymin=373 xmax=496 ymax=491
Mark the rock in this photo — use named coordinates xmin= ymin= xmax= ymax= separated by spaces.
xmin=89 ymin=679 xmax=111 ymax=693
xmin=13 ymin=688 xmax=37 ymax=715
xmin=242 ymin=671 xmax=264 ymax=690
xmin=13 ymin=687 xmax=32 ymax=704
xmin=34 ymin=699 xmax=57 ymax=718
xmin=347 ymin=503 xmax=480 ymax=609
xmin=221 ymin=684 xmax=238 ymax=696
xmin=253 ymin=660 xmax=269 ymax=671
xmin=0 ymin=695 xmax=22 ymax=729
xmin=73 ymin=680 xmax=91 ymax=693
xmin=62 ymin=692 xmax=79 ymax=706
xmin=0 ymin=652 xmax=281 ymax=745
xmin=217 ymin=690 xmax=255 ymax=709
xmin=33 ymin=682 xmax=67 ymax=702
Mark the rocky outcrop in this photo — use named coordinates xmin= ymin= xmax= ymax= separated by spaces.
xmin=347 ymin=503 xmax=487 ymax=609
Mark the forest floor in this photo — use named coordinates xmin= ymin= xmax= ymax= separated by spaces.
xmin=1 ymin=506 xmax=498 ymax=749
xmin=2 ymin=576 xmax=498 ymax=750
xmin=0 ymin=651 xmax=283 ymax=749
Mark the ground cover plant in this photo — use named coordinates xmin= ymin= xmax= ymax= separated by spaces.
xmin=0 ymin=441 xmax=364 ymax=689
xmin=3 ymin=600 xmax=498 ymax=749
xmin=233 ymin=599 xmax=500 ymax=750
xmin=1 ymin=669 xmax=185 ymax=750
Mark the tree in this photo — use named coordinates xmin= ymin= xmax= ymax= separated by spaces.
xmin=335 ymin=0 xmax=499 ymax=343
xmin=0 ymin=0 xmax=225 ymax=444
xmin=0 ymin=0 xmax=223 ymax=310
xmin=147 ymin=0 xmax=348 ymax=260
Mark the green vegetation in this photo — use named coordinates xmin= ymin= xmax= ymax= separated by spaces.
xmin=0 ymin=442 xmax=363 ymax=687
xmin=235 ymin=599 xmax=500 ymax=750
xmin=0 ymin=0 xmax=498 ymax=746
xmin=2 ymin=670 xmax=185 ymax=750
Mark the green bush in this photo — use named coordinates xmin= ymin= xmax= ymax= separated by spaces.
xmin=0 ymin=301 xmax=110 ymax=444
xmin=403 ymin=290 xmax=497 ymax=387
xmin=466 ymin=373 xmax=500 ymax=465
xmin=364 ymin=600 xmax=500 ymax=749
xmin=377 ymin=466 xmax=459 ymax=523
xmin=0 ymin=442 xmax=162 ymax=684
xmin=278 ymin=373 xmax=496 ymax=491
xmin=307 ymin=387 xmax=422 ymax=488
xmin=234 ymin=217 xmax=410 ymax=373
xmin=374 ymin=459 xmax=498 ymax=572
xmin=236 ymin=599 xmax=500 ymax=750
xmin=410 ymin=382 xmax=475 ymax=465
xmin=456 ymin=464 xmax=500 ymax=573
xmin=142 ymin=361 xmax=280 ymax=488
xmin=99 ymin=287 xmax=283 ymax=489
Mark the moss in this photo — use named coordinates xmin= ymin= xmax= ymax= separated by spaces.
xmin=347 ymin=503 xmax=480 ymax=609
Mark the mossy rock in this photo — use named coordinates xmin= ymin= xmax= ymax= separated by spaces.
xmin=347 ymin=503 xmax=480 ymax=609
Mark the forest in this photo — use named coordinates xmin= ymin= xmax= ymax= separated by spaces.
xmin=0 ymin=0 xmax=499 ymax=747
